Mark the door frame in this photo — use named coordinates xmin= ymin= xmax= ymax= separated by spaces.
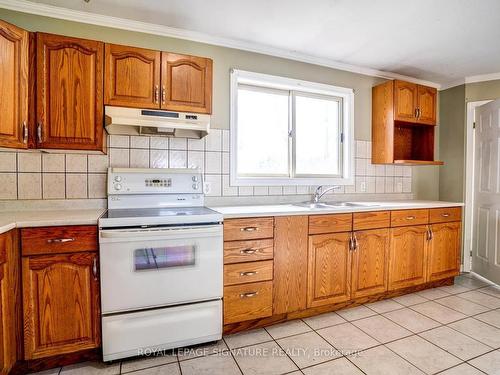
xmin=463 ymin=100 xmax=492 ymax=273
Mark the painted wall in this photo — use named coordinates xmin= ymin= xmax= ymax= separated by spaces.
xmin=0 ymin=9 xmax=439 ymax=200
xmin=439 ymin=84 xmax=466 ymax=202
xmin=439 ymin=79 xmax=500 ymax=202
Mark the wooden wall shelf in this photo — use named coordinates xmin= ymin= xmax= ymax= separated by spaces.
xmin=372 ymin=79 xmax=442 ymax=166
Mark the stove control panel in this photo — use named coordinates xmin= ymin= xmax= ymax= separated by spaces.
xmin=108 ymin=168 xmax=203 ymax=195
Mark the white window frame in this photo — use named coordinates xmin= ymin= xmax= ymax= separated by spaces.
xmin=230 ymin=69 xmax=354 ymax=186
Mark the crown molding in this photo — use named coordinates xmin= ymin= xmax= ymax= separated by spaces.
xmin=439 ymin=79 xmax=465 ymax=91
xmin=465 ymin=72 xmax=500 ymax=84
xmin=0 ymin=0 xmax=442 ymax=88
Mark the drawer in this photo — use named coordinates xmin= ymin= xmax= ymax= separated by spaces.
xmin=224 ymin=239 xmax=274 ymax=264
xmin=223 ymin=217 xmax=274 ymax=241
xmin=224 ymin=260 xmax=273 ymax=286
xmin=21 ymin=226 xmax=98 ymax=256
xmin=353 ymin=211 xmax=390 ymax=231
xmin=390 ymin=209 xmax=429 ymax=227
xmin=223 ymin=281 xmax=272 ymax=324
xmin=429 ymin=207 xmax=462 ymax=223
xmin=309 ymin=213 xmax=352 ymax=235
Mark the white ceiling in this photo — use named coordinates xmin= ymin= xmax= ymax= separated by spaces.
xmin=10 ymin=0 xmax=500 ymax=87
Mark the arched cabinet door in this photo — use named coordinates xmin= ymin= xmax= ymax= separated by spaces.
xmin=0 ymin=19 xmax=28 ymax=149
xmin=394 ymin=80 xmax=418 ymax=122
xmin=161 ymin=52 xmax=212 ymax=114
xmin=36 ymin=33 xmax=104 ymax=151
xmin=104 ymin=44 xmax=161 ymax=109
xmin=22 ymin=252 xmax=100 ymax=359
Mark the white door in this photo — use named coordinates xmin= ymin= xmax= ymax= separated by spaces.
xmin=472 ymin=99 xmax=500 ymax=284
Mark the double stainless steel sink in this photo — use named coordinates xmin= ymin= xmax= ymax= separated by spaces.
xmin=293 ymin=202 xmax=381 ymax=210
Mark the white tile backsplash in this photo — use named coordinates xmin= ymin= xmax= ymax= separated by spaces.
xmin=169 ymin=150 xmax=187 ymax=168
xmin=42 ymin=154 xmax=65 ymax=173
xmin=1 ymin=134 xmax=413 ymax=202
xmin=66 ymin=154 xmax=88 ymax=173
xmin=18 ymin=153 xmax=41 ymax=173
xmin=130 ymin=149 xmax=149 ymax=168
xmin=18 ymin=173 xmax=41 ymax=199
xmin=42 ymin=173 xmax=66 ymax=199
xmin=0 ymin=173 xmax=17 ymax=199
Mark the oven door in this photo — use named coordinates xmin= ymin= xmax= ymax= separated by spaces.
xmin=99 ymin=224 xmax=223 ymax=314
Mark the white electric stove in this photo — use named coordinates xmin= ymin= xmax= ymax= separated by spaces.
xmin=99 ymin=168 xmax=223 ymax=362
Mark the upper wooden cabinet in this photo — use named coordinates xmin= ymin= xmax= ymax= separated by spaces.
xmin=104 ymin=45 xmax=213 ymax=114
xmin=22 ymin=251 xmax=100 ymax=359
xmin=394 ymin=80 xmax=418 ymax=122
xmin=417 ymin=85 xmax=437 ymax=125
xmin=104 ymin=44 xmax=161 ymax=109
xmin=161 ymin=52 xmax=212 ymax=113
xmin=372 ymin=79 xmax=442 ymax=165
xmin=36 ymin=33 xmax=104 ymax=151
xmin=0 ymin=20 xmax=29 ymax=149
xmin=393 ymin=80 xmax=437 ymax=124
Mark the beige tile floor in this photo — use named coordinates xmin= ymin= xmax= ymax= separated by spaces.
xmin=35 ymin=274 xmax=500 ymax=375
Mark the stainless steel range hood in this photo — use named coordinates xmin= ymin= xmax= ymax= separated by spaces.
xmin=105 ymin=106 xmax=210 ymax=138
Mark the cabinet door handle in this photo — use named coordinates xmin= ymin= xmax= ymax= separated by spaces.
xmin=240 ymin=271 xmax=258 ymax=276
xmin=37 ymin=122 xmax=43 ymax=144
xmin=348 ymin=233 xmax=354 ymax=251
xmin=154 ymin=85 xmax=159 ymax=103
xmin=162 ymin=86 xmax=166 ymax=104
xmin=415 ymin=108 xmax=419 ymax=118
xmin=47 ymin=237 xmax=75 ymax=243
xmin=240 ymin=248 xmax=258 ymax=254
xmin=92 ymin=257 xmax=98 ymax=281
xmin=353 ymin=233 xmax=359 ymax=251
xmin=406 ymin=216 xmax=416 ymax=220
xmin=240 ymin=292 xmax=258 ymax=298
xmin=240 ymin=227 xmax=258 ymax=232
xmin=429 ymin=227 xmax=433 ymax=241
xmin=22 ymin=121 xmax=28 ymax=143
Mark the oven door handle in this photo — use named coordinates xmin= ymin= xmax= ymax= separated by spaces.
xmin=100 ymin=225 xmax=222 ymax=240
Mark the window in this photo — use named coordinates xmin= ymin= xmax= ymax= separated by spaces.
xmin=230 ymin=70 xmax=354 ymax=186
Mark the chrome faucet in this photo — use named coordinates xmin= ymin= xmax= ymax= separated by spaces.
xmin=312 ymin=185 xmax=341 ymax=203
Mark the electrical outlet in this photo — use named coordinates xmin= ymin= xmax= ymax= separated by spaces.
xmin=360 ymin=181 xmax=367 ymax=192
xmin=203 ymin=182 xmax=211 ymax=194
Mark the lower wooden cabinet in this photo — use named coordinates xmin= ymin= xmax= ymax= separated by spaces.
xmin=0 ymin=230 xmax=20 ymax=375
xmin=351 ymin=228 xmax=389 ymax=298
xmin=307 ymin=232 xmax=352 ymax=308
xmin=223 ymin=281 xmax=272 ymax=324
xmin=22 ymin=252 xmax=100 ymax=359
xmin=273 ymin=216 xmax=308 ymax=314
xmin=388 ymin=225 xmax=429 ymax=290
xmin=427 ymin=222 xmax=461 ymax=281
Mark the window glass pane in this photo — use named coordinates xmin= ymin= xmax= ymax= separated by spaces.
xmin=237 ymin=86 xmax=289 ymax=176
xmin=295 ymin=94 xmax=341 ymax=176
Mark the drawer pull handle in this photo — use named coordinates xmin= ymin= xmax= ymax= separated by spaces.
xmin=240 ymin=248 xmax=258 ymax=254
xmin=241 ymin=226 xmax=258 ymax=232
xmin=240 ymin=271 xmax=258 ymax=276
xmin=240 ymin=292 xmax=258 ymax=298
xmin=47 ymin=238 xmax=75 ymax=243
xmin=406 ymin=216 xmax=416 ymax=220
xmin=441 ymin=213 xmax=450 ymax=217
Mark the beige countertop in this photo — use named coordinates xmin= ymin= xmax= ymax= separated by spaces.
xmin=211 ymin=200 xmax=464 ymax=219
xmin=0 ymin=209 xmax=106 ymax=234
